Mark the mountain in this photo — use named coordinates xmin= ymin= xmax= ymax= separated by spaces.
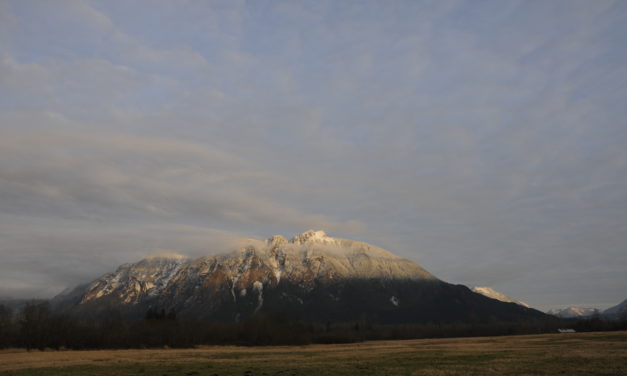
xmin=54 ymin=230 xmax=547 ymax=324
xmin=470 ymin=287 xmax=530 ymax=308
xmin=546 ymin=298 xmax=627 ymax=320
xmin=602 ymin=299 xmax=627 ymax=320
xmin=546 ymin=306 xmax=599 ymax=318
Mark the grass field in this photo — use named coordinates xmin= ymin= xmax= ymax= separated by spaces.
xmin=1 ymin=331 xmax=625 ymax=376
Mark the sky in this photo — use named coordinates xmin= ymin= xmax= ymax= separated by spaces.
xmin=0 ymin=0 xmax=626 ymax=311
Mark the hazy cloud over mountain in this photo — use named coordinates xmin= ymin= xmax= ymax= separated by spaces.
xmin=1 ymin=0 xmax=626 ymax=310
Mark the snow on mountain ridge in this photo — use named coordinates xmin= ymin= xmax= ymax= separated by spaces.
xmin=290 ymin=230 xmax=335 ymax=245
xmin=81 ymin=255 xmax=188 ymax=304
xmin=545 ymin=299 xmax=626 ymax=319
xmin=471 ymin=287 xmax=530 ymax=308
xmin=546 ymin=306 xmax=599 ymax=318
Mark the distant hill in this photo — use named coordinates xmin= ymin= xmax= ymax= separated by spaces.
xmin=545 ymin=298 xmax=627 ymax=320
xmin=603 ymin=299 xmax=627 ymax=320
xmin=546 ymin=306 xmax=599 ymax=318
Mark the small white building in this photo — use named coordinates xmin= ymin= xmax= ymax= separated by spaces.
xmin=557 ymin=329 xmax=576 ymax=333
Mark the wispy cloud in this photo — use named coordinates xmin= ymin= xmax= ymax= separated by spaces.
xmin=1 ymin=0 xmax=626 ymax=310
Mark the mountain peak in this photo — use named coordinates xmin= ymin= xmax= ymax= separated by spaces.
xmin=546 ymin=306 xmax=599 ymax=318
xmin=268 ymin=234 xmax=288 ymax=246
xmin=290 ymin=230 xmax=332 ymax=244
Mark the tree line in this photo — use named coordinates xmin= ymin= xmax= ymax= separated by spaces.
xmin=0 ymin=302 xmax=625 ymax=350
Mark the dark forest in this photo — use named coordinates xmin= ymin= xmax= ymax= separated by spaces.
xmin=1 ymin=302 xmax=625 ymax=350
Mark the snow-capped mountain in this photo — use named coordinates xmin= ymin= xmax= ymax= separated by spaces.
xmin=546 ymin=306 xmax=599 ymax=318
xmin=471 ymin=287 xmax=530 ymax=308
xmin=54 ymin=230 xmax=546 ymax=323
xmin=78 ymin=230 xmax=435 ymax=306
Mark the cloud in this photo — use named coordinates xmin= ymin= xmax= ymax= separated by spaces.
xmin=0 ymin=0 xmax=626 ymax=311
xmin=0 ymin=113 xmax=365 ymax=234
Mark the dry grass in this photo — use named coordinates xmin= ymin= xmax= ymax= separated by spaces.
xmin=1 ymin=331 xmax=626 ymax=375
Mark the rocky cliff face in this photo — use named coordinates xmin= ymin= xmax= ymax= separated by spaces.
xmin=54 ymin=230 xmax=546 ymax=323
xmin=80 ymin=254 xmax=188 ymax=304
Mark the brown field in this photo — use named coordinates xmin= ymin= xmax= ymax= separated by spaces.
xmin=1 ymin=331 xmax=626 ymax=376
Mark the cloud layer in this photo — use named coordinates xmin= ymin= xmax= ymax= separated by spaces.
xmin=1 ymin=0 xmax=626 ymax=310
